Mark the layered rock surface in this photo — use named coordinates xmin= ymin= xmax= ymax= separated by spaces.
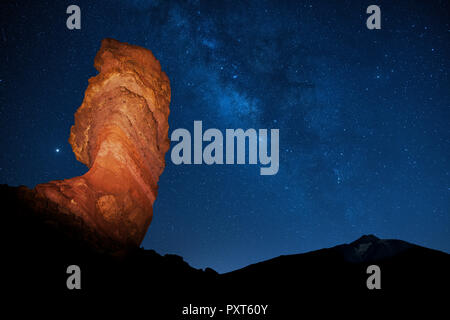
xmin=17 ymin=39 xmax=171 ymax=250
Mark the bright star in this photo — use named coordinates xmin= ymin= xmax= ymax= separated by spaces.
xmin=56 ymin=148 xmax=60 ymax=153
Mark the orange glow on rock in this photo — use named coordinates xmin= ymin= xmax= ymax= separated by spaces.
xmin=33 ymin=39 xmax=170 ymax=250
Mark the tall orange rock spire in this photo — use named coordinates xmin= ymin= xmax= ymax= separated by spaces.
xmin=34 ymin=39 xmax=170 ymax=249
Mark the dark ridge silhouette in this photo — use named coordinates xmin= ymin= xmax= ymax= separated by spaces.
xmin=2 ymin=184 xmax=448 ymax=315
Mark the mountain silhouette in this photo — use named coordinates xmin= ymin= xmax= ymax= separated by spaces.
xmin=2 ymin=184 xmax=448 ymax=315
xmin=222 ymin=234 xmax=449 ymax=294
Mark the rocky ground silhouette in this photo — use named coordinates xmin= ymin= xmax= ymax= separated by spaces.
xmin=3 ymin=183 xmax=449 ymax=315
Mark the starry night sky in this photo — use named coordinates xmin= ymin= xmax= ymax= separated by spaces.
xmin=1 ymin=0 xmax=449 ymax=273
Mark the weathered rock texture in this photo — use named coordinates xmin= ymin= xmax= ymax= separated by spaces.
xmin=30 ymin=39 xmax=170 ymax=250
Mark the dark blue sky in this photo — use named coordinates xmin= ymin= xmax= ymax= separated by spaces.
xmin=1 ymin=0 xmax=449 ymax=272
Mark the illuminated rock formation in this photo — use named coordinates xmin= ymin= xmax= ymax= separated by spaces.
xmin=32 ymin=38 xmax=170 ymax=250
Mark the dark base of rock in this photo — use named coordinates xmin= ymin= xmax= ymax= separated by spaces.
xmin=2 ymin=184 xmax=449 ymax=315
